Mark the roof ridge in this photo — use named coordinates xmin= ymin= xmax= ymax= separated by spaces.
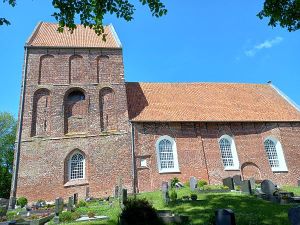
xmin=126 ymin=81 xmax=269 ymax=86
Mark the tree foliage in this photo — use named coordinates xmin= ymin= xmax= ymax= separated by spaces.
xmin=1 ymin=1 xmax=299 ymax=35
xmin=0 ymin=112 xmax=16 ymax=199
xmin=258 ymin=0 xmax=300 ymax=32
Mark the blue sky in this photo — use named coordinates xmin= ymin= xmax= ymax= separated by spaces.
xmin=1 ymin=1 xmax=299 ymax=117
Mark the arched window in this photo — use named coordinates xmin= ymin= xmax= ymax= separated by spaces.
xmin=69 ymin=152 xmax=85 ymax=180
xmin=155 ymin=136 xmax=179 ymax=173
xmin=218 ymin=135 xmax=239 ymax=170
xmin=264 ymin=137 xmax=288 ymax=172
xmin=99 ymin=87 xmax=117 ymax=131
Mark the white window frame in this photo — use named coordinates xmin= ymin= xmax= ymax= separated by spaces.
xmin=264 ymin=137 xmax=288 ymax=172
xmin=68 ymin=151 xmax=86 ymax=180
xmin=155 ymin=135 xmax=180 ymax=173
xmin=218 ymin=135 xmax=240 ymax=170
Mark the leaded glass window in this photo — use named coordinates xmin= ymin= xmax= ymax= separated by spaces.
xmin=264 ymin=139 xmax=280 ymax=168
xmin=69 ymin=153 xmax=85 ymax=180
xmin=219 ymin=138 xmax=234 ymax=167
xmin=159 ymin=139 xmax=174 ymax=169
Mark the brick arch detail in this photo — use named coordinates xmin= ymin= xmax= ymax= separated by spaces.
xmin=241 ymin=162 xmax=262 ymax=180
xmin=38 ymin=54 xmax=55 ymax=84
xmin=96 ymin=55 xmax=110 ymax=83
xmin=63 ymin=88 xmax=87 ymax=134
xmin=69 ymin=55 xmax=84 ymax=84
xmin=31 ymin=88 xmax=51 ymax=137
xmin=99 ymin=87 xmax=117 ymax=132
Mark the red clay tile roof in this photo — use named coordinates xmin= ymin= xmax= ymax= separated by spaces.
xmin=26 ymin=22 xmax=121 ymax=48
xmin=126 ymin=82 xmax=300 ymax=122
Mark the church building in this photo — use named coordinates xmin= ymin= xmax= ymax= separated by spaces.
xmin=11 ymin=22 xmax=300 ymax=202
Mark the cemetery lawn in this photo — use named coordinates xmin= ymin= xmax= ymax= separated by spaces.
xmin=55 ymin=186 xmax=300 ymax=225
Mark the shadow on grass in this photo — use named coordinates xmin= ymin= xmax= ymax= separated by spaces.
xmin=166 ymin=194 xmax=294 ymax=225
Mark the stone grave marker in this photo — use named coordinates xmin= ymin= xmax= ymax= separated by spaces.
xmin=121 ymin=189 xmax=127 ymax=207
xmin=298 ymin=180 xmax=300 ymax=187
xmin=73 ymin=193 xmax=78 ymax=205
xmin=114 ymin=185 xmax=119 ymax=198
xmin=162 ymin=182 xmax=170 ymax=204
xmin=261 ymin=180 xmax=276 ymax=196
xmin=288 ymin=206 xmax=300 ymax=225
xmin=189 ymin=177 xmax=198 ymax=191
xmin=232 ymin=175 xmax=242 ymax=186
xmin=0 ymin=198 xmax=8 ymax=216
xmin=85 ymin=187 xmax=90 ymax=199
xmin=249 ymin=178 xmax=255 ymax=190
xmin=67 ymin=196 xmax=74 ymax=212
xmin=241 ymin=180 xmax=252 ymax=194
xmin=215 ymin=209 xmax=236 ymax=225
xmin=54 ymin=197 xmax=64 ymax=224
xmin=223 ymin=177 xmax=234 ymax=190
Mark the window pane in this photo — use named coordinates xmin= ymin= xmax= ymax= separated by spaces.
xmin=264 ymin=139 xmax=280 ymax=168
xmin=159 ymin=139 xmax=175 ymax=169
xmin=219 ymin=138 xmax=234 ymax=167
xmin=70 ymin=153 xmax=84 ymax=179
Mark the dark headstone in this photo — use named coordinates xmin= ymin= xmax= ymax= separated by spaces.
xmin=121 ymin=189 xmax=127 ymax=205
xmin=73 ymin=193 xmax=78 ymax=205
xmin=298 ymin=180 xmax=300 ymax=187
xmin=289 ymin=206 xmax=300 ymax=225
xmin=261 ymin=180 xmax=276 ymax=196
xmin=114 ymin=185 xmax=119 ymax=198
xmin=241 ymin=180 xmax=252 ymax=195
xmin=215 ymin=209 xmax=236 ymax=225
xmin=55 ymin=197 xmax=64 ymax=216
xmin=249 ymin=178 xmax=256 ymax=190
xmin=189 ymin=177 xmax=198 ymax=191
xmin=161 ymin=182 xmax=170 ymax=205
xmin=232 ymin=175 xmax=242 ymax=186
xmin=0 ymin=198 xmax=8 ymax=216
xmin=223 ymin=177 xmax=234 ymax=190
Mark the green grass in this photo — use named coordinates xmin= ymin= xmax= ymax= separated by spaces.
xmin=47 ymin=186 xmax=300 ymax=225
xmin=281 ymin=185 xmax=300 ymax=196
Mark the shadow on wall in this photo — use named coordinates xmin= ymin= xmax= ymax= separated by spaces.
xmin=125 ymin=82 xmax=149 ymax=120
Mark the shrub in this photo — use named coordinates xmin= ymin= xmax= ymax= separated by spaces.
xmin=76 ymin=200 xmax=87 ymax=208
xmin=59 ymin=211 xmax=73 ymax=222
xmin=17 ymin=197 xmax=28 ymax=208
xmin=87 ymin=211 xmax=95 ymax=218
xmin=6 ymin=211 xmax=17 ymax=221
xmin=71 ymin=211 xmax=81 ymax=220
xmin=190 ymin=194 xmax=197 ymax=201
xmin=170 ymin=189 xmax=177 ymax=202
xmin=235 ymin=185 xmax=241 ymax=191
xmin=182 ymin=195 xmax=189 ymax=201
xmin=170 ymin=177 xmax=179 ymax=188
xmin=198 ymin=180 xmax=208 ymax=189
xmin=119 ymin=198 xmax=163 ymax=225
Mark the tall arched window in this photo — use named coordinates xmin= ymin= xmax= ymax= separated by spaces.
xmin=155 ymin=136 xmax=179 ymax=173
xmin=99 ymin=87 xmax=117 ymax=131
xmin=264 ymin=137 xmax=288 ymax=172
xmin=69 ymin=151 xmax=85 ymax=180
xmin=218 ymin=135 xmax=239 ymax=170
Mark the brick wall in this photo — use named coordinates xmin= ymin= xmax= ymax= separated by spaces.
xmin=17 ymin=47 xmax=132 ymax=202
xmin=133 ymin=122 xmax=300 ymax=192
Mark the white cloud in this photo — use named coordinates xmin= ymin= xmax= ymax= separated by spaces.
xmin=245 ymin=37 xmax=283 ymax=57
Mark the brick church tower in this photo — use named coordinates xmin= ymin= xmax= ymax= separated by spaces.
xmin=11 ymin=22 xmax=133 ymax=202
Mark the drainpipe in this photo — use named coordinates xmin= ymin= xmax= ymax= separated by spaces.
xmin=9 ymin=46 xmax=28 ymax=209
xmin=130 ymin=122 xmax=137 ymax=194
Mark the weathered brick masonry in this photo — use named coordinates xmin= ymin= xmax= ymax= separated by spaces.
xmin=13 ymin=22 xmax=300 ymax=202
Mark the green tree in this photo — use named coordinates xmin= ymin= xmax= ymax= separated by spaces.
xmin=1 ymin=1 xmax=299 ymax=35
xmin=0 ymin=112 xmax=16 ymax=199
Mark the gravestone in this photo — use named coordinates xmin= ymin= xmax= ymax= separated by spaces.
xmin=73 ymin=193 xmax=78 ymax=205
xmin=241 ymin=180 xmax=252 ymax=194
xmin=0 ymin=198 xmax=8 ymax=216
xmin=54 ymin=197 xmax=64 ymax=224
xmin=223 ymin=177 xmax=234 ymax=190
xmin=232 ymin=175 xmax=242 ymax=186
xmin=162 ymin=182 xmax=170 ymax=204
xmin=298 ymin=180 xmax=300 ymax=187
xmin=162 ymin=182 xmax=169 ymax=192
xmin=114 ymin=185 xmax=119 ymax=198
xmin=85 ymin=187 xmax=90 ymax=199
xmin=261 ymin=180 xmax=276 ymax=196
xmin=249 ymin=178 xmax=256 ymax=190
xmin=288 ymin=206 xmax=300 ymax=225
xmin=215 ymin=209 xmax=236 ymax=225
xmin=121 ymin=189 xmax=127 ymax=205
xmin=67 ymin=196 xmax=74 ymax=212
xmin=189 ymin=177 xmax=198 ymax=191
